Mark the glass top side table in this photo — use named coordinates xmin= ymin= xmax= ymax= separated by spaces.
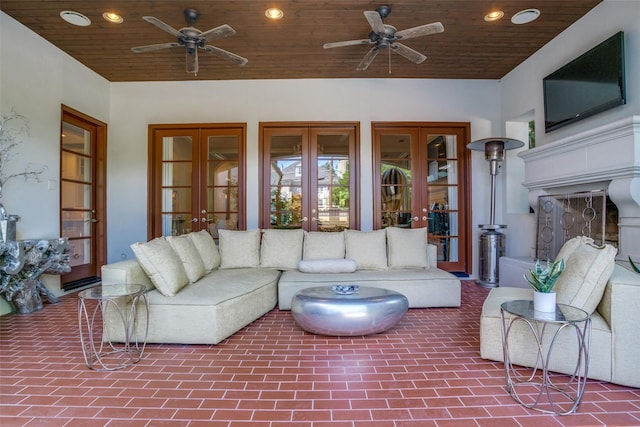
xmin=78 ymin=283 xmax=149 ymax=371
xmin=500 ymin=299 xmax=591 ymax=415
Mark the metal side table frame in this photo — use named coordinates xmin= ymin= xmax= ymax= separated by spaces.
xmin=500 ymin=299 xmax=591 ymax=415
xmin=78 ymin=284 xmax=149 ymax=371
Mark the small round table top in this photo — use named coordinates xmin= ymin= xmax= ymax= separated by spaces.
xmin=79 ymin=283 xmax=146 ymax=300
xmin=501 ymin=299 xmax=589 ymax=323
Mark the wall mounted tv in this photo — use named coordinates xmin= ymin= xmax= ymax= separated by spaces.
xmin=543 ymin=31 xmax=625 ymax=133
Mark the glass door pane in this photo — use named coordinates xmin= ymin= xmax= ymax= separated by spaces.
xmin=268 ymin=132 xmax=305 ymax=229
xmin=314 ymin=131 xmax=351 ymax=232
xmin=61 ymin=121 xmax=93 ymax=269
xmin=378 ymin=130 xmax=416 ymax=228
xmin=205 ymin=133 xmax=239 ymax=238
xmin=425 ymin=133 xmax=460 ymax=263
xmin=160 ymin=135 xmax=194 ymax=236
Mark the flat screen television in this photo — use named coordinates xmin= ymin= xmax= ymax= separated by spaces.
xmin=543 ymin=31 xmax=625 ymax=133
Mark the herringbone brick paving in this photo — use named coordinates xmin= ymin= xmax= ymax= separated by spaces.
xmin=1 ymin=280 xmax=638 ymax=426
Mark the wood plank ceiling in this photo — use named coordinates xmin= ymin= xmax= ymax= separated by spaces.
xmin=0 ymin=1 xmax=603 ymax=82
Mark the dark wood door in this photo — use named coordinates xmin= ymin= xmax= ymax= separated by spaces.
xmin=373 ymin=122 xmax=471 ymax=273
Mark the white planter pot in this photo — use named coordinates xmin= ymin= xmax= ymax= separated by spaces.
xmin=534 ymin=291 xmax=556 ymax=313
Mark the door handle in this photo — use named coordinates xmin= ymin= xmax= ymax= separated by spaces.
xmin=412 ymin=216 xmax=419 ymax=222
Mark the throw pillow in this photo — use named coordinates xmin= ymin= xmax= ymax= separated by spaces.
xmin=298 ymin=258 xmax=358 ymax=273
xmin=131 ymin=237 xmax=189 ymax=296
xmin=260 ymin=228 xmax=304 ymax=270
xmin=188 ymin=230 xmax=221 ymax=272
xmin=386 ymin=227 xmax=429 ymax=269
xmin=303 ymin=231 xmax=346 ymax=260
xmin=345 ymin=229 xmax=388 ymax=270
xmin=218 ymin=229 xmax=261 ymax=269
xmin=554 ymin=236 xmax=617 ymax=314
xmin=166 ymin=234 xmax=206 ymax=283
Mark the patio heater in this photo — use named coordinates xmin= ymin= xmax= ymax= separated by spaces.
xmin=467 ymin=137 xmax=524 ymax=287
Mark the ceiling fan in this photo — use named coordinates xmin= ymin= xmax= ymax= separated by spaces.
xmin=323 ymin=6 xmax=444 ymax=71
xmin=131 ymin=8 xmax=248 ymax=75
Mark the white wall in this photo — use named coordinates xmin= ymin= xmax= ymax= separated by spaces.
xmin=108 ymin=79 xmax=501 ymax=266
xmin=500 ymin=0 xmax=640 ymax=258
xmin=0 ymin=13 xmax=111 ymax=313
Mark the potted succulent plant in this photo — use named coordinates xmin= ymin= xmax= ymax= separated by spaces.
xmin=524 ymin=258 xmax=565 ymax=312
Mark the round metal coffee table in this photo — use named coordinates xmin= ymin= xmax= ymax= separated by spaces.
xmin=291 ymin=285 xmax=408 ymax=336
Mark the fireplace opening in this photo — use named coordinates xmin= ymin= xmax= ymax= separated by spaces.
xmin=535 ymin=190 xmax=619 ymax=260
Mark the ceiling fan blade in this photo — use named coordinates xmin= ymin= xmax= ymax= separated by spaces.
xmin=198 ymin=24 xmax=236 ymax=42
xmin=131 ymin=42 xmax=181 ymax=53
xmin=202 ymin=45 xmax=248 ymax=66
xmin=323 ymin=39 xmax=371 ymax=49
xmin=357 ymin=46 xmax=380 ymax=71
xmin=186 ymin=49 xmax=198 ymax=74
xmin=364 ymin=10 xmax=385 ymax=34
xmin=392 ymin=42 xmax=427 ymax=64
xmin=395 ymin=22 xmax=444 ymax=40
xmin=142 ymin=16 xmax=183 ymax=38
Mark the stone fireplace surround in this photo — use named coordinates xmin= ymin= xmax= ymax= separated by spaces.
xmin=520 ymin=115 xmax=639 ymax=266
xmin=499 ymin=116 xmax=638 ymax=287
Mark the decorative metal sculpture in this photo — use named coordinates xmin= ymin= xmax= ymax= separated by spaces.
xmin=0 ymin=239 xmax=71 ymax=314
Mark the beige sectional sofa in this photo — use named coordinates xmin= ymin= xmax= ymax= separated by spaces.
xmin=101 ymin=227 xmax=461 ymax=345
xmin=480 ymin=236 xmax=640 ymax=388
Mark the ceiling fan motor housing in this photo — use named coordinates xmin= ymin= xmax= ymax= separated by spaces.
xmin=376 ymin=5 xmax=391 ymax=20
xmin=183 ymin=8 xmax=200 ymax=26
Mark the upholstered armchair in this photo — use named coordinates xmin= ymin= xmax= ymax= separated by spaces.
xmin=479 ymin=236 xmax=640 ymax=388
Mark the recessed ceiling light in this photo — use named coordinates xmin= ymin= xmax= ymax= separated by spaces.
xmin=484 ymin=10 xmax=504 ymax=22
xmin=265 ymin=8 xmax=284 ymax=20
xmin=60 ymin=10 xmax=91 ymax=27
xmin=102 ymin=12 xmax=123 ymax=24
xmin=511 ymin=9 xmax=541 ymax=25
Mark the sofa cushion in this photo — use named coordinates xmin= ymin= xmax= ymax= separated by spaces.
xmin=345 ymin=229 xmax=388 ymax=270
xmin=303 ymin=231 xmax=346 ymax=260
xmin=188 ymin=230 xmax=220 ymax=272
xmin=167 ymin=234 xmax=206 ymax=283
xmin=260 ymin=228 xmax=304 ymax=270
xmin=218 ymin=229 xmax=261 ymax=269
xmin=131 ymin=237 xmax=189 ymax=296
xmin=298 ymin=258 xmax=357 ymax=273
xmin=554 ymin=236 xmax=617 ymax=314
xmin=386 ymin=227 xmax=429 ymax=269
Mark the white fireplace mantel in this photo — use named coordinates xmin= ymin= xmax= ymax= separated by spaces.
xmin=519 ymin=115 xmax=640 ymax=262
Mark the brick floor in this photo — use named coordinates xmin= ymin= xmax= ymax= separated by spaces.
xmin=1 ymin=281 xmax=638 ymax=426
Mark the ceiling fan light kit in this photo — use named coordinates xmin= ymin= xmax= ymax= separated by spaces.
xmin=131 ymin=8 xmax=248 ymax=75
xmin=323 ymin=5 xmax=444 ymax=72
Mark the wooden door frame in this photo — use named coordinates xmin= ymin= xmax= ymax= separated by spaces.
xmin=259 ymin=122 xmax=360 ymax=231
xmin=60 ymin=105 xmax=107 ymax=288
xmin=147 ymin=123 xmax=247 ymax=240
xmin=372 ymin=121 xmax=472 ymax=274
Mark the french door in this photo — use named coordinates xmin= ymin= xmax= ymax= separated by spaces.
xmin=148 ymin=124 xmax=245 ymax=239
xmin=60 ymin=106 xmax=107 ymax=289
xmin=373 ymin=122 xmax=471 ymax=273
xmin=260 ymin=123 xmax=359 ymax=231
